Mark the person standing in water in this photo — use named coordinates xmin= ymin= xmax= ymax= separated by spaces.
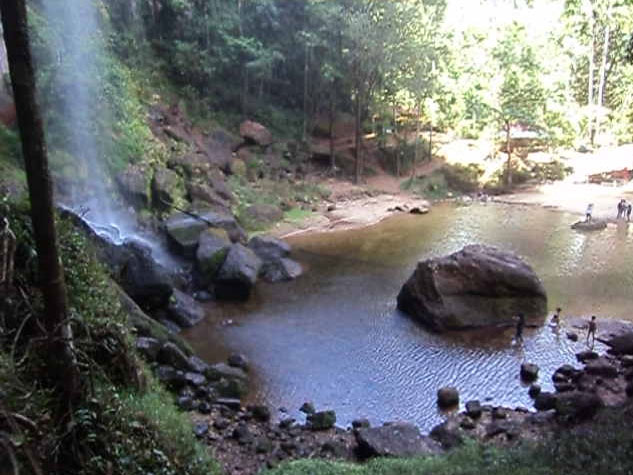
xmin=514 ymin=313 xmax=525 ymax=343
xmin=587 ymin=315 xmax=597 ymax=347
xmin=550 ymin=307 xmax=561 ymax=327
xmin=585 ymin=203 xmax=594 ymax=222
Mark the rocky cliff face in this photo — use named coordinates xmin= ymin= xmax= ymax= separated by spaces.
xmin=397 ymin=245 xmax=547 ymax=331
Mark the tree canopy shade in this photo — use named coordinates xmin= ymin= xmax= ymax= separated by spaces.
xmin=0 ymin=0 xmax=79 ymax=403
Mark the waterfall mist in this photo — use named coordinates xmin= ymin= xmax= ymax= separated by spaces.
xmin=41 ymin=0 xmax=177 ymax=267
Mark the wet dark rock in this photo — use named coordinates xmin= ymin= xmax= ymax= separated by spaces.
xmin=179 ymin=386 xmax=195 ymax=398
xmin=308 ymin=410 xmax=337 ymax=431
xmin=300 ymin=402 xmax=315 ymax=415
xmin=626 ymin=382 xmax=633 ymax=397
xmin=215 ymin=377 xmax=248 ymax=399
xmin=193 ymin=422 xmax=209 ymax=438
xmin=437 ymin=387 xmax=459 ymax=408
xmin=529 ymin=384 xmax=542 ymax=398
xmin=554 ymin=382 xmax=575 ymax=393
xmin=486 ymin=421 xmax=519 ymax=439
xmin=188 ymin=355 xmax=210 ymax=374
xmin=233 ymin=423 xmax=254 ymax=445
xmin=492 ymin=407 xmax=508 ymax=419
xmin=556 ymin=364 xmax=578 ymax=378
xmin=552 ymin=372 xmax=569 ymax=384
xmin=576 ymin=350 xmax=599 ymax=363
xmin=527 ymin=410 xmax=556 ymax=425
xmin=158 ymin=342 xmax=190 ymax=371
xmin=136 ymin=337 xmax=161 ymax=361
xmin=255 ymin=437 xmax=273 ymax=454
xmin=429 ymin=423 xmax=463 ymax=449
xmin=120 ymin=243 xmax=173 ymax=310
xmin=460 ymin=418 xmax=476 ymax=430
xmin=196 ymin=228 xmax=231 ymax=281
xmin=155 ymin=365 xmax=186 ymax=389
xmin=159 ymin=318 xmax=181 ymax=334
xmin=321 ymin=440 xmax=347 ymax=458
xmin=198 ymin=401 xmax=212 ymax=414
xmin=227 ymin=353 xmax=250 ymax=371
xmin=250 ymin=405 xmax=271 ymax=422
xmin=352 ymin=418 xmax=371 ymax=429
xmin=620 ymin=355 xmax=633 ymax=367
xmin=185 ymin=372 xmax=207 ymax=387
xmin=205 ymin=363 xmax=248 ymax=382
xmin=116 ymin=164 xmax=151 ymax=207
xmin=534 ymin=392 xmax=557 ymax=411
xmin=520 ymin=363 xmax=539 ymax=382
xmin=177 ymin=396 xmax=195 ymax=411
xmin=167 ymin=288 xmax=205 ymax=328
xmin=605 ymin=332 xmax=633 ymax=355
xmin=571 ymin=220 xmax=607 ymax=231
xmin=261 ymin=258 xmax=303 ymax=283
xmin=567 ymin=332 xmax=579 ymax=342
xmin=240 ymin=120 xmax=273 ymax=146
xmin=585 ymin=357 xmax=618 ymax=378
xmin=358 ymin=422 xmax=442 ymax=459
xmin=187 ymin=183 xmax=231 ymax=212
xmin=465 ymin=400 xmax=482 ymax=419
xmin=215 ymin=244 xmax=262 ymax=301
xmin=397 ymin=245 xmax=547 ymax=331
xmin=248 ymin=235 xmax=291 ymax=261
xmin=555 ymin=391 xmax=603 ymax=421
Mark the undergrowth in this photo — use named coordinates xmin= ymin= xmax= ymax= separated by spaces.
xmin=0 ymin=203 xmax=219 ymax=474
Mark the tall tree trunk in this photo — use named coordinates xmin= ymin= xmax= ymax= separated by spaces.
xmin=505 ymin=122 xmax=513 ymax=186
xmin=428 ymin=124 xmax=433 ymax=162
xmin=595 ymin=1 xmax=612 ymax=144
xmin=302 ymin=42 xmax=309 ymax=142
xmin=587 ymin=5 xmax=596 ymax=145
xmin=328 ymin=87 xmax=335 ymax=173
xmin=0 ymin=0 xmax=80 ymax=402
xmin=412 ymin=102 xmax=421 ymax=179
xmin=354 ymin=86 xmax=362 ymax=184
xmin=393 ymin=103 xmax=400 ymax=177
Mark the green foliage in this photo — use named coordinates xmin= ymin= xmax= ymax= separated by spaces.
xmin=442 ymin=163 xmax=484 ymax=193
xmin=401 ymin=171 xmax=449 ymax=200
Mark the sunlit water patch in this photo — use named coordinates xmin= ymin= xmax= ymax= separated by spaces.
xmin=185 ymin=202 xmax=632 ymax=430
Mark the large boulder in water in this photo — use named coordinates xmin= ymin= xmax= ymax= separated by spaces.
xmin=571 ymin=220 xmax=607 ymax=231
xmin=215 ymin=244 xmax=262 ymax=301
xmin=397 ymin=245 xmax=547 ymax=331
xmin=196 ymin=228 xmax=232 ymax=283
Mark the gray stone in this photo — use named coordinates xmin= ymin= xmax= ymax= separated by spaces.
xmin=167 ymin=288 xmax=205 ymax=328
xmin=152 ymin=168 xmax=184 ymax=209
xmin=528 ymin=384 xmax=542 ymax=398
xmin=585 ymin=357 xmax=618 ymax=378
xmin=352 ymin=418 xmax=371 ymax=429
xmin=240 ymin=120 xmax=273 ymax=146
xmin=227 ymin=353 xmax=250 ymax=371
xmin=216 ymin=398 xmax=242 ymax=410
xmin=205 ymin=363 xmax=248 ymax=382
xmin=135 ymin=337 xmax=161 ymax=361
xmin=300 ymin=402 xmax=315 ymax=414
xmin=261 ymin=258 xmax=303 ymax=283
xmin=249 ymin=405 xmax=271 ymax=422
xmin=534 ymin=392 xmax=557 ymax=411
xmin=215 ymin=244 xmax=262 ymax=301
xmin=244 ymin=204 xmax=283 ymax=227
xmin=397 ymin=245 xmax=547 ymax=331
xmin=188 ymin=356 xmax=210 ymax=374
xmin=248 ymin=235 xmax=291 ymax=261
xmin=606 ymin=332 xmax=633 ymax=355
xmin=196 ymin=228 xmax=231 ymax=280
xmin=571 ymin=220 xmax=607 ymax=231
xmin=193 ymin=423 xmax=209 ymax=438
xmin=185 ymin=372 xmax=207 ymax=387
xmin=116 ymin=164 xmax=151 ymax=207
xmin=155 ymin=365 xmax=186 ymax=389
xmin=357 ymin=423 xmax=442 ymax=459
xmin=177 ymin=396 xmax=195 ymax=411
xmin=576 ymin=350 xmax=599 ymax=363
xmin=215 ymin=377 xmax=248 ymax=399
xmin=165 ymin=212 xmax=208 ymax=258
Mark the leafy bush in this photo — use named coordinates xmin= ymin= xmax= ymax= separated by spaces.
xmin=441 ymin=163 xmax=484 ymax=193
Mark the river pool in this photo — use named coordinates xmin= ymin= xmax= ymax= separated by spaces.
xmin=184 ymin=202 xmax=633 ymax=430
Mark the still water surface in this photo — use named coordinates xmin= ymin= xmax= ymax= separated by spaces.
xmin=184 ymin=202 xmax=633 ymax=430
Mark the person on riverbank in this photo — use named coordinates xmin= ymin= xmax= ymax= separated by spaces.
xmin=550 ymin=307 xmax=561 ymax=328
xmin=586 ymin=315 xmax=597 ymax=347
xmin=585 ymin=203 xmax=593 ymax=222
xmin=627 ymin=203 xmax=632 ymax=221
xmin=617 ymin=199 xmax=626 ymax=219
xmin=514 ymin=313 xmax=525 ymax=343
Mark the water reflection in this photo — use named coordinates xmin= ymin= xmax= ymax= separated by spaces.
xmin=184 ymin=202 xmax=631 ymax=430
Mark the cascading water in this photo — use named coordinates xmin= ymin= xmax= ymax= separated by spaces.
xmin=41 ymin=0 xmax=178 ymax=268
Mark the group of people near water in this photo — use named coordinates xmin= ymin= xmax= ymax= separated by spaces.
xmin=513 ymin=308 xmax=597 ymax=347
xmin=584 ymin=199 xmax=633 ymax=222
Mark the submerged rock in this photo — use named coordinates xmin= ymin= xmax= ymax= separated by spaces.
xmin=397 ymin=245 xmax=547 ymax=331
xmin=571 ymin=220 xmax=607 ymax=231
xmin=167 ymin=288 xmax=205 ymax=328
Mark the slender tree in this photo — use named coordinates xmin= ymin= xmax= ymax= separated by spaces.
xmin=0 ymin=0 xmax=80 ymax=402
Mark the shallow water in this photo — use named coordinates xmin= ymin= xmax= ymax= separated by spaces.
xmin=184 ymin=202 xmax=633 ymax=430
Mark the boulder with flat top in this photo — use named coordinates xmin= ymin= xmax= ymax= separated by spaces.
xmin=397 ymin=245 xmax=547 ymax=331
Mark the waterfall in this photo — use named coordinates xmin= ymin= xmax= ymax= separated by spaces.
xmin=41 ymin=0 xmax=178 ymax=268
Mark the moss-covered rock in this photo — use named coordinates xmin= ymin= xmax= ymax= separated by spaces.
xmin=152 ymin=167 xmax=186 ymax=210
xmin=117 ymin=163 xmax=153 ymax=207
xmin=196 ymin=228 xmax=231 ymax=283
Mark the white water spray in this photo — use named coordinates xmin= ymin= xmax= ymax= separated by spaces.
xmin=42 ymin=0 xmax=177 ymax=268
